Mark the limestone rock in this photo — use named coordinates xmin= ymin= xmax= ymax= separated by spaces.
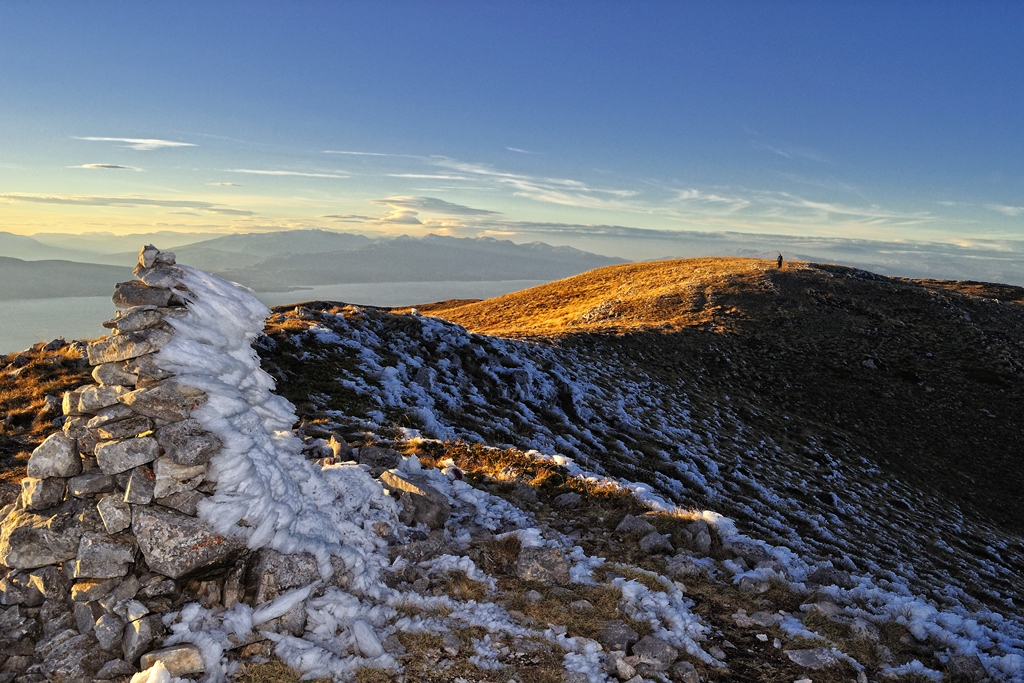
xmin=135 ymin=264 xmax=185 ymax=289
xmin=554 ymin=492 xmax=581 ymax=508
xmin=112 ymin=281 xmax=173 ymax=309
xmin=616 ymin=514 xmax=656 ymax=535
xmin=379 ymin=469 xmax=450 ymax=529
xmin=138 ymin=245 xmax=160 ymax=269
xmin=102 ymin=306 xmax=164 ymax=333
xmin=21 ymin=477 xmax=66 ymax=511
xmin=156 ymin=419 xmax=221 ymax=466
xmin=666 ymin=554 xmax=705 ymax=579
xmin=248 ymin=548 xmax=321 ymax=603
xmin=639 ymin=531 xmax=673 ymax=554
xmin=123 ymin=354 xmax=173 ymax=385
xmin=357 ymin=445 xmax=400 ymax=476
xmin=27 ymin=433 xmax=80 ymax=479
xmin=515 ymin=547 xmax=570 ymax=585
xmin=68 ymin=472 xmax=115 ymax=497
xmin=122 ymin=613 xmax=163 ymax=664
xmin=724 ymin=539 xmax=773 ymax=566
xmin=97 ymin=494 xmax=132 ymax=533
xmin=62 ymin=388 xmax=86 ymax=416
xmin=94 ymin=612 xmax=124 ymax=650
xmin=26 ymin=565 xmax=68 ymax=601
xmin=40 ymin=633 xmax=108 ymax=683
xmin=140 ymin=644 xmax=205 ymax=676
xmin=124 ymin=466 xmax=157 ymax=504
xmin=87 ymin=403 xmax=140 ymax=428
xmin=152 ymin=457 xmax=206 ymax=499
xmin=88 ymin=328 xmax=172 ymax=366
xmin=155 ymin=489 xmax=205 ymax=516
xmin=598 ymin=620 xmax=639 ymax=652
xmin=945 ymin=653 xmax=990 ymax=682
xmin=807 ymin=565 xmax=855 ymax=589
xmin=120 ymin=381 xmax=207 ymax=421
xmin=71 ymin=578 xmax=120 ymax=602
xmin=785 ymin=647 xmax=840 ymax=669
xmin=133 ymin=506 xmax=246 ymax=579
xmin=93 ymin=415 xmax=154 ymax=441
xmin=78 ymin=530 xmax=137 ymax=567
xmin=79 ymin=384 xmax=131 ymax=412
xmin=95 ymin=658 xmax=136 ymax=680
xmin=95 ymin=437 xmax=160 ymax=475
xmin=671 ymin=660 xmax=701 ymax=683
xmin=92 ymin=361 xmax=139 ymax=387
xmin=633 ymin=635 xmax=679 ymax=671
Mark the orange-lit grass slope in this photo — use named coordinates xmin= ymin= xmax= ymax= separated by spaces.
xmin=418 ymin=257 xmax=1024 ymax=533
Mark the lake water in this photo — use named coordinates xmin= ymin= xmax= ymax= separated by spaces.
xmin=0 ymin=279 xmax=544 ymax=354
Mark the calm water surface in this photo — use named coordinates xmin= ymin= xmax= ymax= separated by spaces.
xmin=0 ymin=280 xmax=543 ymax=354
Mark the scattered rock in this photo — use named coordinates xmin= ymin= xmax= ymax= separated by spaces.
xmin=597 ymin=620 xmax=639 ymax=652
xmin=632 ymin=635 xmax=679 ymax=671
xmin=785 ymin=647 xmax=839 ymax=669
xmin=671 ymin=660 xmax=701 ymax=683
xmin=616 ymin=514 xmax=657 ymax=535
xmin=945 ymin=653 xmax=990 ymax=682
xmin=358 ymin=445 xmax=400 ymax=477
xmin=515 ymin=546 xmax=570 ymax=585
xmin=639 ymin=530 xmax=673 ymax=554
xmin=553 ymin=492 xmax=581 ymax=508
xmin=379 ymin=470 xmax=451 ymax=529
xmin=807 ymin=565 xmax=855 ymax=589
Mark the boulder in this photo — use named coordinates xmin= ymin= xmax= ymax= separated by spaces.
xmin=21 ymin=477 xmax=66 ymax=511
xmin=140 ymin=644 xmax=205 ymax=676
xmin=132 ymin=506 xmax=246 ymax=578
xmin=514 ymin=547 xmax=570 ymax=585
xmin=156 ymin=419 xmax=221 ymax=466
xmin=639 ymin=531 xmax=674 ymax=554
xmin=615 ymin=514 xmax=656 ymax=535
xmin=666 ymin=554 xmax=705 ymax=579
xmin=120 ymin=381 xmax=207 ymax=422
xmin=633 ymin=635 xmax=679 ymax=671
xmin=112 ymin=281 xmax=173 ymax=309
xmin=597 ymin=620 xmax=639 ymax=652
xmin=357 ymin=445 xmax=400 ymax=476
xmin=945 ymin=653 xmax=990 ymax=682
xmin=95 ymin=437 xmax=160 ymax=475
xmin=26 ymin=433 xmax=80 ymax=479
xmin=152 ymin=457 xmax=206 ymax=499
xmin=135 ymin=264 xmax=185 ymax=289
xmin=379 ymin=470 xmax=450 ymax=529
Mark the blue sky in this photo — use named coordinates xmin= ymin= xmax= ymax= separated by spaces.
xmin=1 ymin=2 xmax=1022 ymax=252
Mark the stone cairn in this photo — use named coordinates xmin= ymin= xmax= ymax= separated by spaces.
xmin=0 ymin=247 xmax=294 ymax=682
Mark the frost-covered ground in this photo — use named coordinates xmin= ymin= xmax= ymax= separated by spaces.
xmin=245 ymin=302 xmax=1024 ymax=681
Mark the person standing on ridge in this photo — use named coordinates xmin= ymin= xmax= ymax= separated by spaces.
xmin=776 ymin=253 xmax=783 ymax=269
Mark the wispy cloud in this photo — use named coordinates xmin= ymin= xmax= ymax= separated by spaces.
xmin=985 ymin=204 xmax=1024 ymax=217
xmin=208 ymin=182 xmax=242 ymax=187
xmin=68 ymin=163 xmax=143 ymax=171
xmin=386 ymin=173 xmax=471 ymax=180
xmin=74 ymin=137 xmax=196 ymax=151
xmin=753 ymin=142 xmax=831 ymax=163
xmin=369 ymin=196 xmax=501 ymax=216
xmin=0 ymin=192 xmax=255 ymax=216
xmin=225 ymin=169 xmax=349 ymax=178
xmin=322 ymin=150 xmax=423 ymax=158
xmin=506 ymin=146 xmax=541 ymax=155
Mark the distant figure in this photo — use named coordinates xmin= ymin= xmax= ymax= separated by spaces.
xmin=776 ymin=253 xmax=783 ymax=269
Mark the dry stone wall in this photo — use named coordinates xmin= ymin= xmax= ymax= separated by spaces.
xmin=0 ymin=247 xmax=283 ymax=681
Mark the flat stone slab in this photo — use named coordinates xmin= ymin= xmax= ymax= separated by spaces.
xmin=139 ymin=644 xmax=205 ymax=675
xmin=92 ymin=361 xmax=139 ymax=387
xmin=88 ymin=328 xmax=172 ymax=366
xmin=96 ymin=437 xmax=160 ymax=475
xmin=133 ymin=506 xmax=245 ymax=579
xmin=102 ymin=306 xmax=164 ymax=333
xmin=112 ymin=280 xmax=173 ymax=309
xmin=120 ymin=381 xmax=207 ymax=422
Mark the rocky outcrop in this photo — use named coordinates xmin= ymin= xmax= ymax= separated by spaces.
xmin=0 ymin=246 xmax=248 ymax=678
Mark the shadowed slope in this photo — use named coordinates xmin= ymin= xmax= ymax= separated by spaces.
xmin=423 ymin=258 xmax=1024 ymax=536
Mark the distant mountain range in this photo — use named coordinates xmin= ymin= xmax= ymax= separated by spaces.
xmin=0 ymin=230 xmax=626 ymax=300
